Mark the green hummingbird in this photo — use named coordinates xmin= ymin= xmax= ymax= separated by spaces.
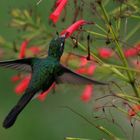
xmin=0 ymin=36 xmax=106 ymax=129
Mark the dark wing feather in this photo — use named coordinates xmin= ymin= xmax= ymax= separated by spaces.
xmin=0 ymin=58 xmax=33 ymax=72
xmin=55 ymin=65 xmax=107 ymax=85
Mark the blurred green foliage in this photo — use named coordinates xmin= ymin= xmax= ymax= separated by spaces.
xmin=0 ymin=0 xmax=140 ymax=140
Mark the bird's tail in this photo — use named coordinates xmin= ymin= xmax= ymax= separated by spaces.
xmin=3 ymin=91 xmax=35 ymax=129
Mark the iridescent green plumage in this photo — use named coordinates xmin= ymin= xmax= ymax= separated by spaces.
xmin=0 ymin=36 xmax=107 ymax=129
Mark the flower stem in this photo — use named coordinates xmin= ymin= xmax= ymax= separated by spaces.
xmin=98 ymin=2 xmax=140 ymax=98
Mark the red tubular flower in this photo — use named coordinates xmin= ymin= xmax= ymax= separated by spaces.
xmin=86 ymin=64 xmax=96 ymax=76
xmin=49 ymin=0 xmax=68 ymax=23
xmin=38 ymin=82 xmax=56 ymax=101
xmin=124 ymin=43 xmax=140 ymax=57
xmin=19 ymin=40 xmax=29 ymax=59
xmin=15 ymin=75 xmax=31 ymax=95
xmin=61 ymin=20 xmax=87 ymax=38
xmin=98 ymin=48 xmax=113 ymax=59
xmin=29 ymin=46 xmax=41 ymax=55
xmin=128 ymin=105 xmax=140 ymax=117
xmin=76 ymin=67 xmax=87 ymax=74
xmin=124 ymin=48 xmax=137 ymax=57
xmin=80 ymin=57 xmax=88 ymax=67
xmin=55 ymin=0 xmax=63 ymax=7
xmin=11 ymin=75 xmax=20 ymax=83
xmin=81 ymin=85 xmax=93 ymax=102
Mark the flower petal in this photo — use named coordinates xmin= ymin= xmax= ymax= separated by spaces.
xmin=49 ymin=0 xmax=68 ymax=23
xmin=38 ymin=82 xmax=56 ymax=101
xmin=11 ymin=75 xmax=20 ymax=83
xmin=86 ymin=64 xmax=96 ymax=76
xmin=98 ymin=48 xmax=113 ymax=59
xmin=19 ymin=40 xmax=29 ymax=59
xmin=61 ymin=20 xmax=87 ymax=38
xmin=81 ymin=85 xmax=93 ymax=102
xmin=15 ymin=75 xmax=31 ymax=95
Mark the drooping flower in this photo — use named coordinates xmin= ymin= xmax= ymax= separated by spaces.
xmin=61 ymin=20 xmax=87 ymax=38
xmin=81 ymin=85 xmax=93 ymax=102
xmin=15 ymin=75 xmax=31 ymax=95
xmin=19 ymin=40 xmax=29 ymax=59
xmin=38 ymin=82 xmax=56 ymax=101
xmin=98 ymin=48 xmax=113 ymax=59
xmin=128 ymin=104 xmax=140 ymax=117
xmin=49 ymin=0 xmax=68 ymax=23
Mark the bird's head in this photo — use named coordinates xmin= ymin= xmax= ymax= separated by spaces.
xmin=48 ymin=35 xmax=66 ymax=60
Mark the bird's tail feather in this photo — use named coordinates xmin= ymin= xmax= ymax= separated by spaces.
xmin=3 ymin=91 xmax=35 ymax=129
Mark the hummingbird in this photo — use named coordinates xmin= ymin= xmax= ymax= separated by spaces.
xmin=0 ymin=35 xmax=106 ymax=129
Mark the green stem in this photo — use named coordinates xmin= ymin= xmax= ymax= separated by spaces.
xmin=63 ymin=106 xmax=119 ymax=140
xmin=95 ymin=24 xmax=107 ymax=34
xmin=99 ymin=2 xmax=140 ymax=98
xmin=77 ymin=41 xmax=130 ymax=82
xmin=86 ymin=30 xmax=107 ymax=38
xmin=125 ymin=24 xmax=140 ymax=41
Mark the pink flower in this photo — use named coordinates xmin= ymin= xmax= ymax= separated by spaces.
xmin=19 ymin=40 xmax=29 ymax=59
xmin=49 ymin=0 xmax=68 ymax=23
xmin=61 ymin=20 xmax=87 ymax=38
xmin=81 ymin=85 xmax=93 ymax=102
xmin=38 ymin=82 xmax=56 ymax=101
xmin=98 ymin=48 xmax=113 ymax=59
xmin=15 ymin=75 xmax=31 ymax=95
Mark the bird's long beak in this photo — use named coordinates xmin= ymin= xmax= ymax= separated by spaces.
xmin=59 ymin=34 xmax=66 ymax=43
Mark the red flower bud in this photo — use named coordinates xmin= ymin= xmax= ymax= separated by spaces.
xmin=29 ymin=46 xmax=41 ymax=55
xmin=81 ymin=85 xmax=93 ymax=102
xmin=11 ymin=75 xmax=20 ymax=83
xmin=50 ymin=0 xmax=68 ymax=23
xmin=128 ymin=105 xmax=140 ymax=117
xmin=98 ymin=48 xmax=113 ymax=59
xmin=38 ymin=82 xmax=56 ymax=101
xmin=76 ymin=67 xmax=87 ymax=74
xmin=61 ymin=20 xmax=87 ymax=38
xmin=124 ymin=43 xmax=140 ymax=57
xmin=15 ymin=75 xmax=31 ymax=95
xmin=19 ymin=40 xmax=29 ymax=59
xmin=55 ymin=0 xmax=63 ymax=7
xmin=86 ymin=64 xmax=96 ymax=76
xmin=124 ymin=48 xmax=137 ymax=57
xmin=80 ymin=57 xmax=88 ymax=67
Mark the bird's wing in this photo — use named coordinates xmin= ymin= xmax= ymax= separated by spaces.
xmin=0 ymin=58 xmax=33 ymax=72
xmin=55 ymin=65 xmax=107 ymax=85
